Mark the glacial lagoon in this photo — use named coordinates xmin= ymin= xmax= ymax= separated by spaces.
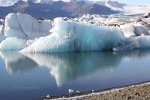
xmin=0 ymin=50 xmax=150 ymax=100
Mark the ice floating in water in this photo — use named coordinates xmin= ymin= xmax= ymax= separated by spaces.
xmin=113 ymin=36 xmax=150 ymax=51
xmin=21 ymin=18 xmax=124 ymax=52
xmin=21 ymin=18 xmax=150 ymax=52
xmin=134 ymin=24 xmax=149 ymax=36
xmin=120 ymin=23 xmax=150 ymax=38
xmin=0 ymin=25 xmax=4 ymax=35
xmin=0 ymin=37 xmax=26 ymax=50
xmin=4 ymin=13 xmax=52 ymax=39
xmin=120 ymin=23 xmax=136 ymax=38
xmin=0 ymin=13 xmax=149 ymax=52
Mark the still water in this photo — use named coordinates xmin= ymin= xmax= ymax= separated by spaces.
xmin=0 ymin=50 xmax=150 ymax=100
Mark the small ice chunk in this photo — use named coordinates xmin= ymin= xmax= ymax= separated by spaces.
xmin=120 ymin=23 xmax=135 ymax=38
xmin=68 ymin=89 xmax=74 ymax=94
xmin=134 ymin=24 xmax=149 ymax=36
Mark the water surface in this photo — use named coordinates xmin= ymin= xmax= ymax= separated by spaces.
xmin=0 ymin=50 xmax=150 ymax=100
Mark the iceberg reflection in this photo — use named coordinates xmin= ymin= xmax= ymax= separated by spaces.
xmin=0 ymin=51 xmax=37 ymax=74
xmin=1 ymin=50 xmax=150 ymax=87
xmin=22 ymin=52 xmax=122 ymax=86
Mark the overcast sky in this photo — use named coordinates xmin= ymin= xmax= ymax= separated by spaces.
xmin=90 ymin=0 xmax=150 ymax=5
xmin=114 ymin=0 xmax=150 ymax=5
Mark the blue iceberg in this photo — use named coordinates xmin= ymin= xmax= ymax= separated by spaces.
xmin=21 ymin=18 xmax=124 ymax=52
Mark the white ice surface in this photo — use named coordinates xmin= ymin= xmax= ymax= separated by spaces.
xmin=21 ymin=18 xmax=124 ymax=52
xmin=4 ymin=13 xmax=52 ymax=39
xmin=0 ymin=37 xmax=26 ymax=50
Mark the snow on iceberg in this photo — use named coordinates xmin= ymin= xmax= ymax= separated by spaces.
xmin=21 ymin=18 xmax=124 ymax=52
xmin=4 ymin=13 xmax=52 ymax=39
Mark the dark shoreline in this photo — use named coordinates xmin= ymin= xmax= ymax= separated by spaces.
xmin=39 ymin=81 xmax=150 ymax=100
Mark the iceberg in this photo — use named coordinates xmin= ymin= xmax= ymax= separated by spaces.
xmin=0 ymin=25 xmax=4 ymax=35
xmin=113 ymin=36 xmax=150 ymax=51
xmin=0 ymin=25 xmax=5 ymax=42
xmin=4 ymin=13 xmax=52 ymax=39
xmin=120 ymin=23 xmax=150 ymax=38
xmin=134 ymin=24 xmax=149 ymax=36
xmin=0 ymin=13 xmax=150 ymax=52
xmin=120 ymin=23 xmax=136 ymax=38
xmin=21 ymin=18 xmax=124 ymax=52
xmin=0 ymin=37 xmax=26 ymax=50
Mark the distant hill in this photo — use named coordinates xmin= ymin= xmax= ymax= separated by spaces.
xmin=0 ymin=1 xmax=119 ymax=19
xmin=106 ymin=1 xmax=126 ymax=9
